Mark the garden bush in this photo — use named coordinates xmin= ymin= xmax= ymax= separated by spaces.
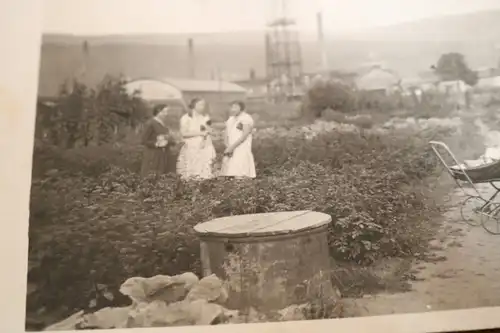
xmin=355 ymin=90 xmax=402 ymax=113
xmin=35 ymin=76 xmax=150 ymax=149
xmin=27 ymin=125 xmax=446 ymax=323
xmin=302 ymin=79 xmax=356 ymax=118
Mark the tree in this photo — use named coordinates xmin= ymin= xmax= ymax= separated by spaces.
xmin=302 ymin=79 xmax=356 ymax=118
xmin=38 ymin=76 xmax=149 ymax=148
xmin=434 ymin=52 xmax=478 ymax=86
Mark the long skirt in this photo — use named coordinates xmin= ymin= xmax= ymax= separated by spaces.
xmin=220 ymin=145 xmax=256 ymax=178
xmin=177 ymin=139 xmax=216 ymax=180
xmin=140 ymin=148 xmax=174 ymax=177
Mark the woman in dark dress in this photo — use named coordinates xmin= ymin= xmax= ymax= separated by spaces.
xmin=140 ymin=104 xmax=176 ymax=177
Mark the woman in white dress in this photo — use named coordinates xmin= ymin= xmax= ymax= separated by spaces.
xmin=221 ymin=101 xmax=256 ymax=179
xmin=176 ymin=98 xmax=216 ymax=180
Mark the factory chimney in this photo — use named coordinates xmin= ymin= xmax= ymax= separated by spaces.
xmin=316 ymin=11 xmax=329 ymax=73
xmin=188 ymin=38 xmax=195 ymax=79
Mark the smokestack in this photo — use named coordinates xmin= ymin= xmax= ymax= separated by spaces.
xmin=75 ymin=40 xmax=90 ymax=82
xmin=250 ymin=68 xmax=256 ymax=80
xmin=495 ymin=44 xmax=500 ymax=69
xmin=317 ymin=12 xmax=323 ymax=42
xmin=188 ymin=38 xmax=195 ymax=79
xmin=316 ymin=11 xmax=328 ymax=73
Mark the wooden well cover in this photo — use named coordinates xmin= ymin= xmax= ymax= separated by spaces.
xmin=193 ymin=210 xmax=332 ymax=238
xmin=193 ymin=210 xmax=340 ymax=314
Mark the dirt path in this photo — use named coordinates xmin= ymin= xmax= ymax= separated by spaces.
xmin=345 ymin=168 xmax=500 ymax=317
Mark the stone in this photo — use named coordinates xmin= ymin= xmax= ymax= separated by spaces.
xmin=277 ymin=304 xmax=308 ymax=321
xmin=120 ymin=272 xmax=200 ymax=305
xmin=125 ymin=302 xmax=149 ymax=327
xmin=143 ymin=275 xmax=176 ymax=296
xmin=219 ymin=308 xmax=239 ymax=324
xmin=119 ymin=277 xmax=148 ymax=304
xmin=185 ymin=274 xmax=228 ymax=304
xmin=81 ymin=306 xmax=130 ymax=329
xmin=183 ymin=300 xmax=226 ymax=325
xmin=127 ymin=300 xmax=169 ymax=327
xmin=47 ymin=272 xmax=292 ymax=329
xmin=43 ymin=310 xmax=84 ymax=331
xmin=127 ymin=299 xmax=226 ymax=327
xmin=146 ymin=273 xmax=199 ymax=304
xmin=173 ymin=272 xmax=201 ymax=289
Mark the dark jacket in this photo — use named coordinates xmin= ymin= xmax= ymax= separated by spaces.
xmin=140 ymin=118 xmax=176 ymax=177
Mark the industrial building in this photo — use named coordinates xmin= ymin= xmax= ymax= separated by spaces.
xmin=123 ymin=77 xmax=248 ymax=121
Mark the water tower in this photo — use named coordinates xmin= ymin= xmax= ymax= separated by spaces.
xmin=265 ymin=0 xmax=304 ymax=103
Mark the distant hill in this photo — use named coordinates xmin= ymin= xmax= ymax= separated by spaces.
xmin=38 ymin=9 xmax=500 ymax=98
xmin=344 ymin=9 xmax=500 ymax=42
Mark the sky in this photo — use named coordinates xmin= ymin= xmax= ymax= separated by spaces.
xmin=43 ymin=0 xmax=500 ymax=35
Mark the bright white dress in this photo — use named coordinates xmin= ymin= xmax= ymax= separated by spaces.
xmin=221 ymin=112 xmax=256 ymax=178
xmin=176 ymin=113 xmax=216 ymax=180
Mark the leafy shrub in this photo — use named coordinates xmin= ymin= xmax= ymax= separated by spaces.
xmin=355 ymin=90 xmax=402 ymax=113
xmin=27 ymin=126 xmax=446 ymax=322
xmin=411 ymin=92 xmax=456 ymax=119
xmin=320 ymin=109 xmax=347 ymax=123
xmin=36 ymin=76 xmax=150 ymax=149
xmin=302 ymin=79 xmax=356 ymax=118
xmin=247 ymin=100 xmax=303 ymax=124
xmin=344 ymin=116 xmax=374 ymax=129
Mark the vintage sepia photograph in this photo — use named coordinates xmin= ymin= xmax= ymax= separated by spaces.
xmin=25 ymin=0 xmax=500 ymax=331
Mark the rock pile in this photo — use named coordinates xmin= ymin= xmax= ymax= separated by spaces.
xmin=256 ymin=120 xmax=359 ymax=141
xmin=301 ymin=121 xmax=359 ymax=139
xmin=256 ymin=116 xmax=463 ymax=142
xmin=44 ymin=273 xmax=234 ymax=330
xmin=382 ymin=117 xmax=463 ymax=131
xmin=44 ymin=272 xmax=313 ymax=330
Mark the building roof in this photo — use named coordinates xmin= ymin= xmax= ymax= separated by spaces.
xmin=38 ymin=75 xmax=247 ymax=99
xmin=401 ymin=71 xmax=440 ymax=88
xmin=233 ymin=78 xmax=268 ymax=86
xmin=476 ymin=67 xmax=500 ymax=79
xmin=355 ymin=66 xmax=400 ymax=91
xmin=137 ymin=77 xmax=247 ymax=93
